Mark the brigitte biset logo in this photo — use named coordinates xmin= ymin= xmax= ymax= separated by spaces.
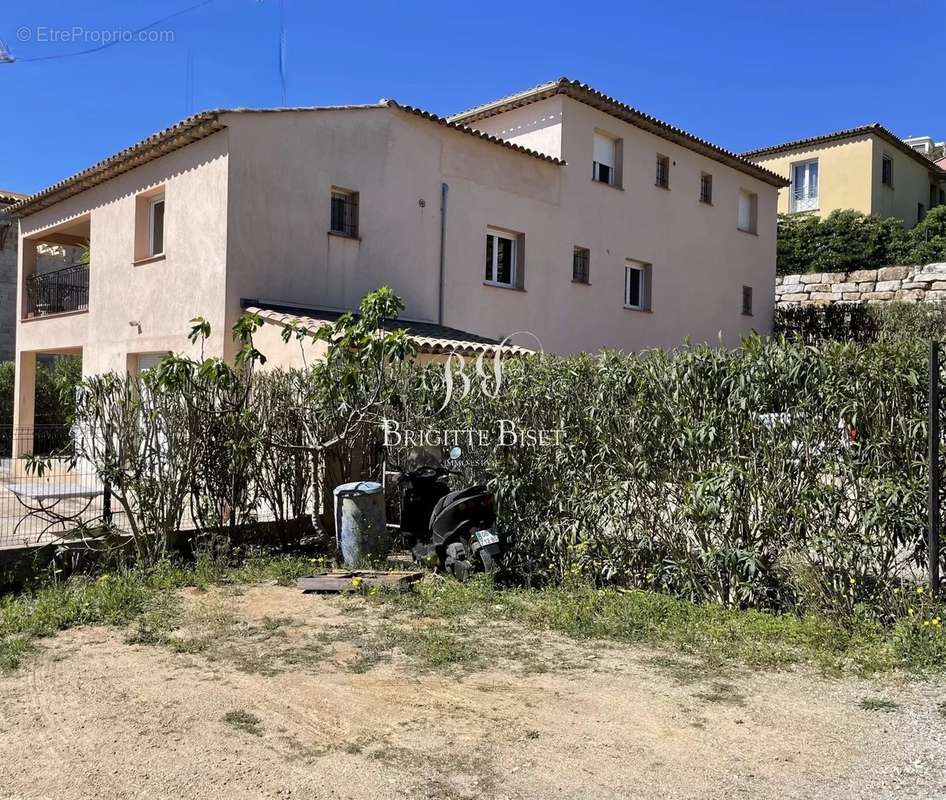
xmin=383 ymin=331 xmax=566 ymax=449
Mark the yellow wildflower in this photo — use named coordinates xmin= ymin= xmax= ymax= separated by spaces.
xmin=351 ymin=577 xmax=364 ymax=588
xmin=933 ymin=618 xmax=941 ymax=626
xmin=917 ymin=586 xmax=925 ymax=595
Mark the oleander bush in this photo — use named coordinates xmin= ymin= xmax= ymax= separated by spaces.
xmin=31 ymin=289 xmax=944 ymax=616
xmin=386 ymin=336 xmax=938 ymax=615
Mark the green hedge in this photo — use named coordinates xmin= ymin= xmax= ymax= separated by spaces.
xmin=774 ymin=301 xmax=946 ymax=344
xmin=777 ymin=206 xmax=946 ymax=275
xmin=387 ymin=337 xmax=938 ymax=614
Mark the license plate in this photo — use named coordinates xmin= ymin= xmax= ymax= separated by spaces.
xmin=474 ymin=529 xmax=499 ymax=546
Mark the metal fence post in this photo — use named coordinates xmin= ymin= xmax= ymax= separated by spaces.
xmin=929 ymin=340 xmax=941 ymax=595
xmin=103 ymin=480 xmax=113 ymax=526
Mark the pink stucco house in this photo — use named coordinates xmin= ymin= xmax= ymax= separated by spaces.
xmin=7 ymin=78 xmax=786 ymax=441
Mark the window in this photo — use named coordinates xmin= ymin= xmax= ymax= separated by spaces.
xmin=918 ymin=203 xmax=926 ymax=224
xmin=148 ymin=195 xmax=165 ymax=257
xmin=742 ymin=286 xmax=753 ymax=316
xmin=572 ymin=247 xmax=590 ymax=284
xmin=330 ymin=188 xmax=359 ymax=237
xmin=738 ymin=190 xmax=758 ymax=234
xmin=940 ymin=189 xmax=945 ymax=206
xmin=790 ymin=159 xmax=819 ymax=212
xmin=134 ymin=189 xmax=166 ymax=262
xmin=882 ymin=154 xmax=893 ymax=187
xmin=624 ymin=259 xmax=652 ymax=311
xmin=134 ymin=353 xmax=165 ymax=373
xmin=700 ymin=173 xmax=713 ymax=204
xmin=655 ymin=155 xmax=670 ymax=189
xmin=485 ymin=229 xmax=517 ymax=287
xmin=593 ymin=132 xmax=620 ymax=186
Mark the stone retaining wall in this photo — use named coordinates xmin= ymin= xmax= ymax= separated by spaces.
xmin=775 ymin=264 xmax=946 ymax=307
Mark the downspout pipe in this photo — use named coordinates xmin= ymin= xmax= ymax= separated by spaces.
xmin=438 ymin=182 xmax=448 ymax=325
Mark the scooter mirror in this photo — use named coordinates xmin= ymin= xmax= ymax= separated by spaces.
xmin=448 ymin=446 xmax=463 ymax=461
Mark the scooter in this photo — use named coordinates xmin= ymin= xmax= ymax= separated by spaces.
xmin=395 ymin=461 xmax=504 ymax=579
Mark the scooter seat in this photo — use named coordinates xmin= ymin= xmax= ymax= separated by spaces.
xmin=429 ymin=485 xmax=488 ymax=529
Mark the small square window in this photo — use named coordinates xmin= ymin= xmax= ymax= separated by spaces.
xmin=624 ymin=260 xmax=652 ymax=311
xmin=742 ymin=286 xmax=753 ymax=316
xmin=700 ymin=173 xmax=713 ymax=204
xmin=656 ymin=155 xmax=670 ymax=189
xmin=572 ymin=247 xmax=590 ymax=284
xmin=485 ymin=229 xmax=518 ymax=288
xmin=330 ymin=188 xmax=359 ymax=237
xmin=882 ymin=155 xmax=894 ymax=187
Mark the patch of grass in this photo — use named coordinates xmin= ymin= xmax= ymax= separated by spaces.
xmin=370 ymin=575 xmax=946 ymax=676
xmin=222 ymin=709 xmax=263 ymax=735
xmin=858 ymin=697 xmax=899 ymax=712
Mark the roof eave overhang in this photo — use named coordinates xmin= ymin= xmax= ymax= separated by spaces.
xmin=8 ymin=113 xmax=227 ymax=217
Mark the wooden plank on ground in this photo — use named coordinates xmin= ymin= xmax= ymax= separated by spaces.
xmin=297 ymin=569 xmax=423 ymax=594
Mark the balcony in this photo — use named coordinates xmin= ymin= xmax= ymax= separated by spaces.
xmin=24 ymin=263 xmax=89 ymax=319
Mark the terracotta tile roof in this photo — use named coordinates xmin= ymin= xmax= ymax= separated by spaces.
xmin=449 ymin=77 xmax=789 ymax=188
xmin=742 ymin=123 xmax=946 ymax=177
xmin=243 ymin=301 xmax=536 ymax=358
xmin=385 ymin=101 xmax=563 ymax=165
xmin=0 ymin=189 xmax=26 ymax=205
xmin=7 ymin=112 xmax=227 ymax=217
xmin=9 ymin=100 xmax=563 ymax=218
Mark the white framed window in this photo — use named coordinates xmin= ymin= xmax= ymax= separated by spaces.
xmin=738 ymin=190 xmax=758 ymax=234
xmin=135 ymin=353 xmax=166 ymax=373
xmin=791 ymin=159 xmax=819 ymax=212
xmin=624 ymin=259 xmax=652 ymax=311
xmin=593 ymin=132 xmax=618 ymax=186
xmin=485 ymin=228 xmax=517 ymax=288
xmin=148 ymin=195 xmax=165 ymax=256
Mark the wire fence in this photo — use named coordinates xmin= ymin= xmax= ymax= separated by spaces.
xmin=0 ymin=426 xmax=120 ymax=551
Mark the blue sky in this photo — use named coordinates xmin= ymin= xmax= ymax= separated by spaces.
xmin=1 ymin=0 xmax=939 ymax=194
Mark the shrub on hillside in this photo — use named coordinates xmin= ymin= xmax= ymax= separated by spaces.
xmin=908 ymin=205 xmax=946 ymax=266
xmin=778 ymin=206 xmax=946 ymax=275
xmin=777 ymin=210 xmax=909 ymax=275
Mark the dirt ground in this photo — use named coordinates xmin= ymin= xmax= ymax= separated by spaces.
xmin=0 ymin=584 xmax=944 ymax=800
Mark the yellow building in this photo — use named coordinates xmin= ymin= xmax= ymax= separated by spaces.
xmin=743 ymin=124 xmax=946 ymax=228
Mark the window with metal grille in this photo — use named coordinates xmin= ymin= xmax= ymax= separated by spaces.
xmin=882 ymin=155 xmax=893 ymax=187
xmin=700 ymin=173 xmax=713 ymax=204
xmin=330 ymin=188 xmax=359 ymax=237
xmin=742 ymin=285 xmax=753 ymax=316
xmin=572 ymin=247 xmax=590 ymax=284
xmin=655 ymin=155 xmax=670 ymax=189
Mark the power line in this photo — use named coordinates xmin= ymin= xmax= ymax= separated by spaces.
xmin=3 ymin=0 xmax=219 ymax=64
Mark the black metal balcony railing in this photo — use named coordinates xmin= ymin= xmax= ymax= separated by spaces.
xmin=25 ymin=263 xmax=89 ymax=318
